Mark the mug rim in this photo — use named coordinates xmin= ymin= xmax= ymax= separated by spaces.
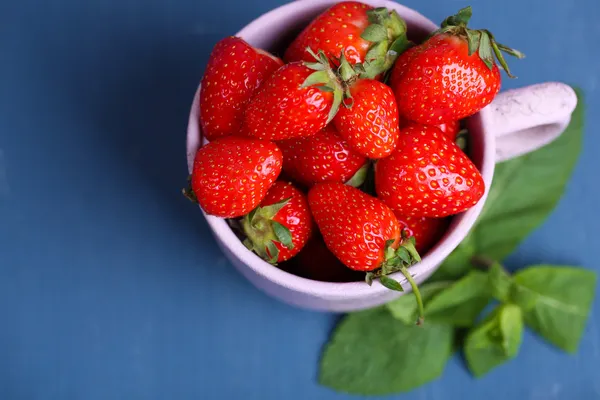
xmin=186 ymin=0 xmax=496 ymax=300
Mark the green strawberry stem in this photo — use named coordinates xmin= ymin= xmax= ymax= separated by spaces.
xmin=241 ymin=198 xmax=293 ymax=264
xmin=366 ymin=236 xmax=425 ymax=325
xmin=399 ymin=265 xmax=425 ymax=326
xmin=435 ymin=6 xmax=524 ymax=78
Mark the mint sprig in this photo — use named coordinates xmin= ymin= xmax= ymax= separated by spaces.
xmin=319 ymin=87 xmax=596 ymax=394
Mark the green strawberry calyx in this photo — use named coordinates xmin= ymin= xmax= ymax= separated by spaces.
xmin=182 ymin=175 xmax=198 ymax=203
xmin=345 ymin=162 xmax=371 ymax=188
xmin=302 ymin=48 xmax=346 ymax=124
xmin=360 ymin=7 xmax=413 ymax=79
xmin=241 ymin=198 xmax=293 ymax=265
xmin=435 ymin=6 xmax=525 ymax=78
xmin=366 ymin=234 xmax=425 ymax=325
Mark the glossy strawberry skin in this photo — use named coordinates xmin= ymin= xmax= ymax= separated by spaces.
xmin=277 ymin=124 xmax=367 ymax=187
xmin=394 ymin=214 xmax=449 ymax=254
xmin=437 ymin=120 xmax=461 ymax=140
xmin=261 ymin=181 xmax=313 ymax=262
xmin=243 ymin=62 xmax=333 ymax=141
xmin=308 ymin=183 xmax=401 ymax=271
xmin=199 ymin=37 xmax=283 ymax=141
xmin=284 ymin=1 xmax=372 ymax=65
xmin=390 ymin=34 xmax=501 ymax=125
xmin=400 ymin=118 xmax=461 ymax=141
xmin=333 ymin=79 xmax=400 ymax=159
xmin=191 ymin=137 xmax=282 ymax=218
xmin=375 ymin=124 xmax=485 ymax=218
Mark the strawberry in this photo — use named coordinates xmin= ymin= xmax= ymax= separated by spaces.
xmin=284 ymin=2 xmax=410 ymax=78
xmin=389 ymin=6 xmax=524 ymax=125
xmin=187 ymin=137 xmax=282 ymax=218
xmin=400 ymin=118 xmax=461 ymax=140
xmin=375 ymin=124 xmax=485 ymax=218
xmin=394 ymin=214 xmax=450 ymax=254
xmin=242 ymin=55 xmax=343 ymax=140
xmin=333 ymin=75 xmax=400 ymax=159
xmin=241 ymin=181 xmax=313 ymax=263
xmin=308 ymin=182 xmax=425 ymax=321
xmin=290 ymin=234 xmax=364 ymax=282
xmin=437 ymin=120 xmax=461 ymax=140
xmin=199 ymin=36 xmax=282 ymax=141
xmin=277 ymin=124 xmax=368 ymax=187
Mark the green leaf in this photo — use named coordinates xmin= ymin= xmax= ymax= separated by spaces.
xmin=387 ymin=281 xmax=451 ymax=324
xmin=301 ymin=70 xmax=330 ymax=88
xmin=466 ymin=30 xmax=481 ymax=56
xmin=266 ymin=241 xmax=279 ymax=264
xmin=271 ymin=221 xmax=293 ymax=250
xmin=345 ymin=162 xmax=370 ymax=188
xmin=366 ymin=7 xmax=389 ymax=25
xmin=327 ymin=85 xmax=343 ymax=124
xmin=478 ymin=31 xmax=494 ymax=70
xmin=488 ymin=262 xmax=513 ymax=302
xmin=386 ymin=35 xmax=412 ymax=65
xmin=361 ymin=24 xmax=387 ymax=42
xmin=453 ymin=6 xmax=472 ymax=25
xmin=424 ymin=271 xmax=491 ymax=327
xmin=473 ymin=89 xmax=583 ymax=260
xmin=464 ymin=304 xmax=523 ymax=377
xmin=432 ymin=88 xmax=584 ymax=280
xmin=379 ymin=275 xmax=404 ymax=292
xmin=260 ymin=198 xmax=290 ymax=219
xmin=512 ymin=265 xmax=597 ymax=352
xmin=429 ymin=241 xmax=475 ymax=281
xmin=319 ymin=307 xmax=454 ymax=395
xmin=247 ymin=207 xmax=259 ymax=224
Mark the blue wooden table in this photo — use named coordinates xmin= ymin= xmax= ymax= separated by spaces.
xmin=1 ymin=0 xmax=599 ymax=398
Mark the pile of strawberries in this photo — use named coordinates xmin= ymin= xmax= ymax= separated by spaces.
xmin=185 ymin=3 xmax=523 ymax=293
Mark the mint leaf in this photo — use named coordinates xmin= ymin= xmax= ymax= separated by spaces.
xmin=469 ymin=89 xmax=584 ymax=260
xmin=429 ymin=241 xmax=475 ymax=282
xmin=464 ymin=304 xmax=523 ymax=377
xmin=423 ymin=271 xmax=491 ymax=327
xmin=488 ymin=262 xmax=513 ymax=302
xmin=387 ymin=281 xmax=451 ymax=324
xmin=431 ymin=88 xmax=584 ymax=280
xmin=319 ymin=308 xmax=454 ymax=395
xmin=512 ymin=265 xmax=597 ymax=352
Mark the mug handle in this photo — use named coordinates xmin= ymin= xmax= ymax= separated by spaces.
xmin=478 ymin=82 xmax=578 ymax=163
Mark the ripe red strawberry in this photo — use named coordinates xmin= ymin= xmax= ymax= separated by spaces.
xmin=308 ymin=183 xmax=409 ymax=271
xmin=188 ymin=137 xmax=282 ymax=218
xmin=394 ymin=214 xmax=450 ymax=254
xmin=333 ymin=77 xmax=400 ymax=158
xmin=308 ymin=182 xmax=423 ymax=321
xmin=290 ymin=234 xmax=364 ymax=282
xmin=284 ymin=2 xmax=409 ymax=78
xmin=199 ymin=36 xmax=282 ymax=141
xmin=241 ymin=181 xmax=313 ymax=263
xmin=309 ymin=182 xmax=426 ymax=322
xmin=437 ymin=120 xmax=461 ymax=140
xmin=400 ymin=118 xmax=461 ymax=140
xmin=277 ymin=124 xmax=367 ymax=187
xmin=375 ymin=124 xmax=485 ymax=218
xmin=389 ymin=6 xmax=524 ymax=125
xmin=242 ymin=58 xmax=343 ymax=140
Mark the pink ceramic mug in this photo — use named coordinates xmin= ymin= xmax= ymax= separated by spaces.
xmin=186 ymin=0 xmax=577 ymax=312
